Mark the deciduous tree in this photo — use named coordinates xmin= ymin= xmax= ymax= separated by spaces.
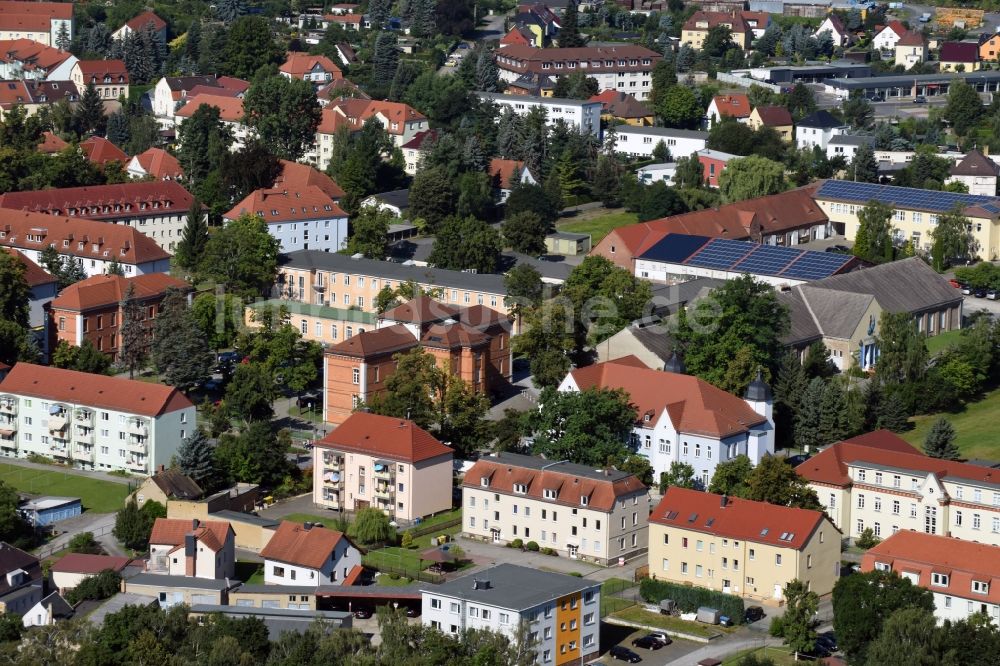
xmin=118 ymin=284 xmax=147 ymax=379
xmin=744 ymin=455 xmax=821 ymax=509
xmin=242 ymin=75 xmax=321 ymax=160
xmin=502 ymin=211 xmax=548 ymax=255
xmin=224 ymin=362 xmax=277 ymax=423
xmin=198 ymin=214 xmax=280 ymax=298
xmin=0 ymin=249 xmax=30 ymax=329
xmin=223 ymin=16 xmax=282 ymax=79
xmin=428 ymin=215 xmax=502 ymax=274
xmin=852 ymin=199 xmax=893 ymax=263
xmin=348 ymin=507 xmax=395 ymax=545
xmin=718 ymin=155 xmax=787 ymax=203
xmin=528 ymin=387 xmax=636 ymax=467
xmin=346 ymin=206 xmax=392 ymax=259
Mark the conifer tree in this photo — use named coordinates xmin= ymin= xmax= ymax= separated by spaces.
xmin=923 ymin=417 xmax=960 ymax=460
xmin=177 ymin=429 xmax=216 ymax=488
xmin=118 ymin=284 xmax=147 ymax=379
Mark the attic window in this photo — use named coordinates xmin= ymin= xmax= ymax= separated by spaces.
xmin=643 ymin=413 xmax=651 ymax=422
xmin=665 ymin=511 xmax=679 ymax=520
xmin=513 ymin=483 xmax=527 ymax=494
xmin=760 ymin=528 xmax=769 ymax=536
xmin=543 ymin=488 xmax=557 ymax=500
xmin=687 ymin=513 xmax=698 ymax=523
xmin=480 ymin=477 xmax=490 ymax=488
xmin=580 ymin=496 xmax=589 ymax=506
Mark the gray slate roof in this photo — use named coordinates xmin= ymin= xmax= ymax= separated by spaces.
xmin=423 ymin=563 xmax=598 ymax=611
xmin=127 ymin=573 xmax=236 ymax=590
xmin=88 ymin=593 xmax=158 ymax=625
xmin=212 ymin=510 xmax=280 ymax=527
xmin=189 ymin=605 xmax=352 ymax=639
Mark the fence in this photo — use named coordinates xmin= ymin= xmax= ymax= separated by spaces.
xmin=601 ymin=578 xmax=641 ymax=616
xmin=361 ymin=557 xmax=445 ymax=585
xmin=401 ymin=515 xmax=462 ymax=540
xmin=34 ymin=524 xmax=114 ymax=560
xmin=716 ymin=72 xmax=783 ymax=93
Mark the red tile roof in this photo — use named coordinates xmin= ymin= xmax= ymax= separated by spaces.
xmin=0 ymin=181 xmax=195 ymax=220
xmin=0 ymin=363 xmax=194 ymax=416
xmin=683 ymin=10 xmax=750 ymax=34
xmin=175 ymin=94 xmax=244 ymax=123
xmin=0 ymin=80 xmax=31 ymax=110
xmin=566 ymin=356 xmax=766 ymax=437
xmin=50 ymin=273 xmax=189 ymax=312
xmin=896 ymin=31 xmax=926 ymax=47
xmin=883 ymin=20 xmax=908 ymax=38
xmin=325 ymin=323 xmax=417 ymax=358
xmin=588 ymin=89 xmax=652 ymax=119
xmin=279 ymin=52 xmax=343 ymax=80
xmin=489 ymin=158 xmax=527 ymax=190
xmin=149 ymin=518 xmax=232 ymax=552
xmin=0 ymin=14 xmax=51 ymax=31
xmin=317 ymin=412 xmax=453 ymax=463
xmin=381 ymin=296 xmax=460 ymax=325
xmin=0 ymin=208 xmax=170 ymax=265
xmin=223 ymin=185 xmax=346 ymax=223
xmin=124 ymin=10 xmax=166 ymax=32
xmin=500 ymin=26 xmax=534 ymax=46
xmin=651 ymin=486 xmax=831 ymax=550
xmin=795 ymin=430 xmax=1000 ymax=488
xmin=421 ymin=322 xmax=489 ymax=349
xmin=316 ymin=106 xmax=352 ymax=134
xmin=861 ymin=531 xmax=1000 ymax=605
xmin=753 ymin=105 xmax=793 ymax=127
xmin=273 ymin=160 xmax=345 ymax=200
xmin=0 ymin=1 xmax=73 ymax=20
xmin=74 ymin=59 xmax=129 ymax=82
xmin=37 ymin=131 xmax=68 ymax=154
xmin=400 ymin=128 xmax=438 ymax=151
xmin=327 ymin=99 xmax=426 ymax=136
xmin=4 ymin=248 xmax=56 ymax=288
xmin=464 ymin=453 xmax=646 ymax=512
xmin=79 ymin=136 xmax=129 ymax=167
xmin=131 ymin=148 xmax=183 ymax=180
xmin=940 ymin=41 xmax=979 ymax=62
xmin=50 ymin=553 xmax=131 ymax=574
xmin=260 ymin=521 xmax=350 ymax=569
xmin=711 ymin=93 xmax=752 ymax=119
xmin=342 ymin=564 xmax=364 ymax=585
xmin=317 ymin=78 xmax=370 ymax=103
xmin=325 ymin=14 xmax=363 ymax=24
xmin=0 ymin=39 xmax=72 ymax=73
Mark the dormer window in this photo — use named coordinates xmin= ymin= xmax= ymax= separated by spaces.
xmin=874 ymin=561 xmax=891 ymax=572
xmin=931 ymin=573 xmax=949 ymax=587
xmin=513 ymin=483 xmax=527 ymax=494
xmin=580 ymin=496 xmax=589 ymax=507
xmin=480 ymin=477 xmax=490 ymax=488
xmin=544 ymin=488 xmax=557 ymax=500
xmin=973 ymin=580 xmax=989 ymax=594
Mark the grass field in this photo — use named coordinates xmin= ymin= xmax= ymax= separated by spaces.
xmin=925 ymin=329 xmax=964 ymax=356
xmin=903 ymin=385 xmax=1000 ymax=460
xmin=0 ymin=463 xmax=129 ymax=513
xmin=610 ymin=607 xmax=721 ymax=639
xmin=558 ymin=209 xmax=638 ymax=246
xmin=722 ymin=646 xmax=800 ymax=665
xmin=235 ymin=561 xmax=264 ymax=584
xmin=281 ymin=512 xmax=348 ymax=530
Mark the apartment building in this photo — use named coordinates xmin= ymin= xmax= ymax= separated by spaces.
xmin=648 ymin=487 xmax=841 ymax=600
xmin=422 ymin=564 xmax=601 ymax=665
xmin=311 ymin=99 xmax=428 ymax=170
xmin=0 ymin=39 xmax=76 ymax=80
xmin=245 ymin=299 xmax=375 ymax=347
xmin=0 ymin=363 xmax=195 ymax=475
xmin=175 ymin=94 xmax=250 ymax=149
xmin=0 ymin=1 xmax=73 ymax=47
xmin=70 ymin=60 xmax=128 ymax=99
xmin=812 ymin=179 xmax=1000 ymax=258
xmin=682 ymin=11 xmax=753 ymax=50
xmin=861 ymin=531 xmax=1000 ymax=626
xmin=275 ymin=250 xmax=511 ymax=319
xmin=49 ymin=273 xmax=190 ymax=361
xmin=260 ymin=520 xmax=361 ymax=586
xmin=462 ymin=452 xmax=649 ymax=565
xmin=0 ymin=181 xmax=197 ymax=253
xmin=322 ymin=296 xmax=513 ymax=424
xmin=796 ymin=430 xmax=1000 ymax=545
xmin=313 ymin=412 xmax=453 ymax=522
xmin=494 ymin=45 xmax=661 ymax=101
xmin=558 ymin=357 xmax=774 ymax=485
xmin=613 ymin=125 xmax=708 ymax=159
xmin=151 ymin=75 xmax=249 ymax=127
xmin=477 ymin=92 xmax=602 ymax=137
xmin=279 ymin=52 xmax=342 ymax=86
xmin=0 ymin=209 xmax=171 ymax=277
xmin=148 ymin=518 xmax=236 ymax=580
xmin=223 ymin=186 xmax=348 ymax=253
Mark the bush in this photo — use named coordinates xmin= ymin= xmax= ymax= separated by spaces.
xmin=66 ymin=569 xmax=121 ymax=605
xmin=388 ymin=572 xmax=400 ymax=580
xmin=401 ymin=530 xmax=414 ymax=548
xmin=510 ymin=538 xmax=523 ymax=549
xmin=568 ymin=571 xmax=583 ymax=577
xmin=855 ymin=527 xmax=881 ymax=550
xmin=67 ymin=532 xmax=102 ymax=555
xmin=540 ymin=547 xmax=557 ymax=555
xmin=640 ymin=578 xmax=746 ymax=624
xmin=525 ymin=541 xmax=539 ymax=552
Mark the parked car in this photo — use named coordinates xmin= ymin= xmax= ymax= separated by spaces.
xmin=719 ymin=615 xmax=734 ymax=627
xmin=631 ymin=635 xmax=665 ymax=650
xmin=913 ymin=95 xmax=927 ymax=103
xmin=974 ymin=287 xmax=988 ymax=298
xmin=988 ymin=290 xmax=999 ymax=300
xmin=646 ymin=632 xmax=671 ymax=646
xmin=405 ymin=606 xmax=420 ymax=618
xmin=948 ymin=279 xmax=961 ymax=289
xmin=962 ymin=284 xmax=974 ymax=295
xmin=609 ymin=646 xmax=642 ymax=662
xmin=824 ymin=244 xmax=850 ymax=253
xmin=744 ymin=606 xmax=766 ymax=623
xmin=353 ymin=608 xmax=373 ymax=619
xmin=217 ymin=351 xmax=241 ymax=365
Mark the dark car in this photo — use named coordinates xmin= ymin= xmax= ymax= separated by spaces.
xmin=631 ymin=635 xmax=665 ymax=650
xmin=405 ymin=606 xmax=420 ymax=618
xmin=913 ymin=95 xmax=927 ymax=104
xmin=824 ymin=244 xmax=850 ymax=253
xmin=202 ymin=378 xmax=222 ymax=392
xmin=217 ymin=351 xmax=241 ymax=365
xmin=745 ymin=606 xmax=766 ymax=623
xmin=817 ymin=633 xmax=838 ymax=652
xmin=353 ymin=608 xmax=373 ymax=619
xmin=974 ymin=287 xmax=988 ymax=298
xmin=609 ymin=646 xmax=642 ymax=662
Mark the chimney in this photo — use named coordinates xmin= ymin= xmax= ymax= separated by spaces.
xmin=184 ymin=533 xmax=196 ymax=576
xmin=157 ymin=464 xmax=165 ymax=472
xmin=473 ymin=578 xmax=491 ymax=590
xmin=720 ymin=495 xmax=728 ymax=508
xmin=192 ymin=518 xmax=200 ymax=530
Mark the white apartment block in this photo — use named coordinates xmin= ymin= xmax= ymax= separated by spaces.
xmin=462 ymin=453 xmax=649 ymax=565
xmin=478 ymin=92 xmax=602 ymax=137
xmin=613 ymin=125 xmax=708 ymax=159
xmin=0 ymin=363 xmax=195 ymax=475
xmin=422 ymin=564 xmax=601 ymax=665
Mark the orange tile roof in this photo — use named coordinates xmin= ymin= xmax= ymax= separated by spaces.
xmin=0 ymin=208 xmax=170 ymax=265
xmin=884 ymin=20 xmax=908 ymax=37
xmin=711 ymin=93 xmax=751 ymax=119
xmin=421 ymin=322 xmax=489 ymax=349
xmin=4 ymin=248 xmax=56 ymax=288
xmin=0 ymin=2 xmax=73 ymax=20
xmin=124 ymin=10 xmax=166 ymax=32
xmin=501 ymin=26 xmax=533 ymax=46
xmin=566 ymin=357 xmax=766 ymax=438
xmin=50 ymin=273 xmax=189 ymax=312
xmin=175 ymin=94 xmax=245 ymax=123
xmin=223 ymin=185 xmax=346 ymax=223
xmin=795 ymin=430 xmax=1000 ymax=488
xmin=463 ymin=452 xmax=646 ymax=512
xmin=79 ymin=136 xmax=129 ymax=167
xmin=318 ymin=412 xmax=453 ymax=463
xmin=862 ymin=531 xmax=1000 ymax=605
xmin=651 ymin=486 xmax=830 ymax=551
xmin=342 ymin=564 xmax=364 ymax=585
xmin=0 ymin=39 xmax=71 ymax=73
xmin=489 ymin=158 xmax=526 ymax=190
xmin=327 ymin=98 xmax=426 ymax=136
xmin=316 ymin=106 xmax=352 ymax=134
xmin=273 ymin=160 xmax=345 ymax=199
xmin=381 ymin=295 xmax=460 ymax=325
xmin=132 ymin=148 xmax=183 ymax=180
xmin=279 ymin=52 xmax=342 ymax=80
xmin=74 ymin=59 xmax=129 ymax=82
xmin=51 ymin=553 xmax=131 ymax=574
xmin=0 ymin=363 xmax=194 ymax=416
xmin=0 ymin=14 xmax=51 ymax=31
xmin=260 ymin=521 xmax=349 ymax=569
xmin=325 ymin=323 xmax=417 ymax=358
xmin=683 ymin=10 xmax=750 ymax=34
xmin=149 ymin=518 xmax=232 ymax=552
xmin=0 ymin=80 xmax=32 ymax=109
xmin=896 ymin=30 xmax=926 ymax=47
xmin=588 ymin=89 xmax=652 ymax=119
xmin=36 ymin=131 xmax=68 ymax=154
xmin=325 ymin=14 xmax=363 ymax=24
xmin=0 ymin=181 xmax=195 ymax=220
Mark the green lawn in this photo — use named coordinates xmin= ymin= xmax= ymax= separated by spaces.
xmin=412 ymin=507 xmax=462 ymax=531
xmin=558 ymin=209 xmax=638 ymax=245
xmin=610 ymin=607 xmax=721 ymax=639
xmin=722 ymin=647 xmax=800 ymax=666
xmin=363 ymin=547 xmax=425 ymax=573
xmin=926 ymin=329 xmax=964 ymax=355
xmin=281 ymin=513 xmax=348 ymax=530
xmin=902 ymin=385 xmax=1000 ymax=460
xmin=376 ymin=573 xmax=416 ymax=587
xmin=235 ymin=561 xmax=264 ymax=584
xmin=0 ymin=463 xmax=129 ymax=513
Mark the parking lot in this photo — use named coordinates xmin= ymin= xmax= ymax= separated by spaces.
xmin=594 ymin=624 xmax=702 ymax=665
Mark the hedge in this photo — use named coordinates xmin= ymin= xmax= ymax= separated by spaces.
xmin=639 ymin=578 xmax=746 ymax=624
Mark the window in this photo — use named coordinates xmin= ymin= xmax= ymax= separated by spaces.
xmin=974 ymin=513 xmax=982 ymax=530
xmin=874 ymin=497 xmax=881 ymax=512
xmin=974 ymin=581 xmax=990 ymax=594
xmin=352 ymin=368 xmax=360 ymax=384
xmin=695 ymin=565 xmax=703 ymax=577
xmin=273 ymin=566 xmax=285 ymax=577
xmin=450 ymin=602 xmax=460 ymax=613
xmin=857 ymin=494 xmax=865 ymax=509
xmin=499 ymin=612 xmax=509 ymax=624
xmin=749 ymin=548 xmax=755 ymax=560
xmin=874 ymin=561 xmax=891 ymax=572
xmin=775 ymin=554 xmax=782 ymax=566
xmin=892 ymin=500 xmax=900 ymax=515
xmin=662 ymin=558 xmax=669 ymax=571
xmin=931 ymin=573 xmax=949 ymax=587
xmin=681 ymin=562 xmax=688 ymax=574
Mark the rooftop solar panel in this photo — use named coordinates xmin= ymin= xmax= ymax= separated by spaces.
xmin=686 ymin=238 xmax=755 ymax=270
xmin=781 ymin=252 xmax=853 ymax=280
xmin=733 ymin=245 xmax=802 ymax=274
xmin=817 ymin=180 xmax=1000 ymax=213
xmin=638 ymin=233 xmax=712 ymax=263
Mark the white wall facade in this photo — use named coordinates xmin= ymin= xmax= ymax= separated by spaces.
xmin=259 ymin=216 xmax=349 ymax=253
xmin=264 ymin=539 xmax=361 ymax=586
xmin=797 ymin=124 xmax=848 ymax=151
xmin=635 ymin=258 xmax=807 ymax=288
xmin=10 ymin=245 xmax=170 ymax=278
xmin=615 ymin=128 xmax=707 ymax=159
xmin=479 ymin=93 xmax=602 ymax=137
xmin=636 ymin=163 xmax=677 ymax=185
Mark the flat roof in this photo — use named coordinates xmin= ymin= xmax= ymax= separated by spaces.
xmin=21 ymin=496 xmax=80 ymax=510
xmin=825 ymin=70 xmax=1000 ymax=90
xmin=547 ymin=231 xmax=591 ymax=241
xmin=233 ymin=584 xmax=319 ymax=595
xmin=211 ymin=510 xmax=280 ymax=527
xmin=190 ymin=604 xmax=350 ymax=620
xmin=126 ymin=574 xmax=236 ymax=590
xmin=87 ymin=593 xmax=157 ymax=625
xmin=316 ymin=584 xmax=422 ymax=600
xmin=423 ymin=564 xmax=599 ymax=611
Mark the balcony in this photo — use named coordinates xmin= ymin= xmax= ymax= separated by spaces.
xmin=127 ymin=458 xmax=148 ymax=473
xmin=75 ymin=447 xmax=95 ymax=462
xmin=374 ymin=484 xmax=394 ymax=499
xmin=74 ymin=409 xmax=94 ymax=425
xmin=127 ymin=420 xmax=149 ymax=437
xmin=75 ymin=429 xmax=94 ymax=445
xmin=0 ymin=399 xmax=16 ymax=416
xmin=49 ymin=444 xmax=69 ymax=458
xmin=313 ymin=280 xmax=326 ymax=292
xmin=128 ymin=440 xmax=147 ymax=455
xmin=47 ymin=414 xmax=67 ymax=432
xmin=0 ymin=418 xmax=16 ymax=438
xmin=374 ymin=462 xmax=393 ymax=480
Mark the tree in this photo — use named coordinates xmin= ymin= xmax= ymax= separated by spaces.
xmin=512 ymin=299 xmax=575 ymax=388
xmin=503 ymin=264 xmax=544 ymax=320
xmin=436 ymin=373 xmax=491 ymax=457
xmin=198 ymin=214 xmax=280 ymax=298
xmin=744 ymin=455 xmax=821 ymax=509
xmin=718 ymin=155 xmax=786 ymax=203
xmin=113 ymin=497 xmax=164 ymax=551
xmin=66 ymin=569 xmax=122 ymax=605
xmin=632 ymin=180 xmax=688 ymax=221
xmin=786 ymin=83 xmax=816 ymax=119
xmin=56 ymin=21 xmax=71 ymax=50
xmin=456 ymin=171 xmax=494 ymax=220
xmin=242 ymin=75 xmax=321 ymax=160
xmin=528 ymin=387 xmax=636 ymax=467
xmin=176 ymin=429 xmax=216 ymax=488
xmin=0 ymin=479 xmax=33 ymax=547
xmin=117 ymin=284 xmax=146 ymax=379
xmin=151 ymin=289 xmax=214 ymax=392
xmin=174 ymin=200 xmax=208 ymax=272
xmin=563 ymin=255 xmax=652 ymax=348
xmin=923 ymin=417 xmax=960 ymax=460
xmin=177 ymin=104 xmax=232 ymax=189
xmin=0 ymin=249 xmax=30 ymax=329
xmin=944 ymin=79 xmax=983 ymax=137
xmin=773 ymin=580 xmax=819 ymax=659
xmin=852 ymin=199 xmax=893 ymax=263
xmin=67 ymin=531 xmax=102 ymax=554
xmin=505 ymin=182 xmax=561 ymax=226
xmin=661 ymin=86 xmax=703 ymax=129
xmin=876 ymin=311 xmax=928 ymax=387
xmin=0 ymin=319 xmax=37 ymax=366
xmin=408 ymin=0 xmax=437 ymax=38
xmin=409 ymin=166 xmax=456 ymax=232
xmin=702 ymin=25 xmax=734 ymax=57
xmin=708 ymin=455 xmax=753 ymax=496
xmin=346 ymin=507 xmax=395 ymax=546
xmin=224 ymin=363 xmax=277 ymax=423
xmin=930 ymin=205 xmax=978 ymax=270
xmin=842 ymin=93 xmax=874 ymax=129
xmin=368 ymin=0 xmax=391 ymax=28
xmin=502 ymin=211 xmax=548 ymax=255
xmin=850 ymin=142 xmax=879 ymax=183
xmin=74 ymin=83 xmax=106 ymax=136
xmin=372 ymin=32 xmax=400 ymax=95
xmin=855 ymin=526 xmax=880 ymax=549
xmin=428 ymin=216 xmax=502 ymax=274
xmin=366 ymin=348 xmax=441 ymax=429
xmin=214 ymin=422 xmax=291 ymax=488
xmin=865 ymin=608 xmax=945 ymax=666
xmin=345 ymin=206 xmax=392 ymax=259
xmin=832 ymin=570 xmax=934 ymax=665
xmin=551 ymin=72 xmax=599 ymax=99
xmin=659 ymin=461 xmax=697 ymax=493
xmin=106 ymin=112 xmax=130 ymax=148
xmin=474 ymin=49 xmax=500 ymax=92
xmin=224 ymin=16 xmax=282 ymax=80
xmin=557 ymin=1 xmax=585 ymax=47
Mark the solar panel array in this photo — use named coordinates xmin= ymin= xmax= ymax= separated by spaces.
xmin=675 ymin=237 xmax=855 ymax=281
xmin=816 ymin=180 xmax=1000 ymax=213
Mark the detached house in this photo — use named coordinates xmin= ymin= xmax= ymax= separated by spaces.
xmin=127 ymin=148 xmax=184 ymax=181
xmin=260 ymin=521 xmax=361 ymax=586
xmin=0 ymin=543 xmax=42 ymax=616
xmin=112 ymin=11 xmax=167 ymax=42
xmin=706 ymin=94 xmax=751 ymax=128
xmin=795 ymin=110 xmax=848 ymax=150
xmin=939 ymin=41 xmax=981 ymax=72
xmin=947 ymin=149 xmax=1000 ymax=196
xmin=70 ymin=59 xmax=128 ymax=99
xmin=279 ymin=52 xmax=342 ymax=86
xmin=681 ymin=11 xmax=752 ymax=50
xmin=894 ymin=31 xmax=928 ymax=68
xmin=148 ymin=518 xmax=235 ymax=579
xmin=223 ymin=185 xmax=348 ymax=253
xmin=748 ymin=105 xmax=793 ymax=141
xmin=873 ymin=21 xmax=908 ymax=51
xmin=814 ymin=14 xmax=851 ymax=47
xmin=489 ymin=158 xmax=537 ymax=202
